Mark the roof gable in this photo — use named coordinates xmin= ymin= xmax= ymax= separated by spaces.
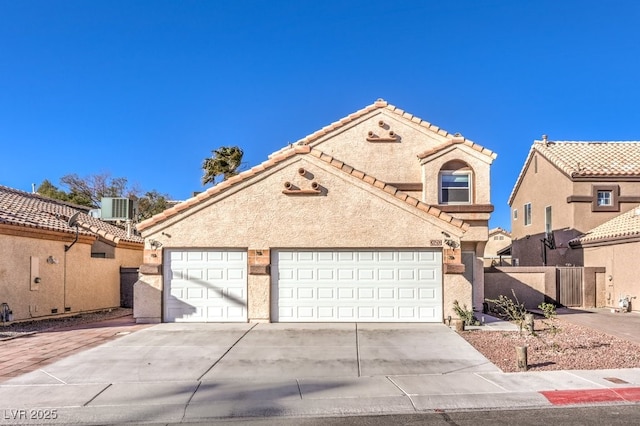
xmin=508 ymin=140 xmax=640 ymax=205
xmin=489 ymin=227 xmax=511 ymax=238
xmin=137 ymin=146 xmax=469 ymax=234
xmin=269 ymin=99 xmax=496 ymax=159
xmin=417 ymin=136 xmax=497 ymax=163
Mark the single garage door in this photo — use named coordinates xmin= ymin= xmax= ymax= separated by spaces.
xmin=272 ymin=249 xmax=442 ymax=322
xmin=164 ymin=249 xmax=247 ymax=322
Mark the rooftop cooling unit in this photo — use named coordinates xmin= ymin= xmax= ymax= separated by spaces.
xmin=100 ymin=197 xmax=137 ymax=221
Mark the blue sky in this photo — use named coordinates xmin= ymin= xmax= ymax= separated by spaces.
xmin=1 ymin=1 xmax=639 ymax=230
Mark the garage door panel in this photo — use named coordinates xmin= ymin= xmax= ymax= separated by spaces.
xmin=298 ymin=268 xmax=314 ymax=280
xmin=398 ymin=269 xmax=415 ymax=280
xmin=378 ymin=288 xmax=395 ymax=299
xmin=338 ymin=288 xmax=354 ymax=299
xmin=273 ymin=249 xmax=442 ymax=322
xmin=164 ymin=249 xmax=247 ymax=322
xmin=358 ymin=288 xmax=374 ymax=299
xmin=318 ymin=306 xmax=334 ymax=319
xmin=298 ymin=287 xmax=314 ymax=299
xmin=187 ymin=252 xmax=203 ymax=261
xmin=419 ymin=288 xmax=436 ymax=299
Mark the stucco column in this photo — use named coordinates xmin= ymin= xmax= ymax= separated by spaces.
xmin=133 ymin=248 xmax=163 ymax=323
xmin=247 ymin=249 xmax=271 ymax=322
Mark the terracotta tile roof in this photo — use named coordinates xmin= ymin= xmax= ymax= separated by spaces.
xmin=536 ymin=141 xmax=640 ymax=177
xmin=137 ymin=146 xmax=469 ymax=232
xmin=416 ymin=136 xmax=497 ymax=161
xmin=489 ymin=227 xmax=511 ymax=237
xmin=508 ymin=140 xmax=640 ymax=205
xmin=310 ymin=149 xmax=469 ymax=231
xmin=0 ymin=185 xmax=143 ymax=245
xmin=570 ymin=205 xmax=640 ymax=246
xmin=270 ymin=99 xmax=497 ymax=160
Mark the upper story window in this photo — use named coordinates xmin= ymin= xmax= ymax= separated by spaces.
xmin=439 ymin=160 xmax=473 ymax=205
xmin=513 ymin=209 xmax=518 ymax=220
xmin=545 ymin=206 xmax=552 ymax=233
xmin=597 ymin=190 xmax=612 ymax=206
xmin=592 ymin=185 xmax=620 ymax=212
xmin=524 ymin=203 xmax=532 ymax=226
xmin=440 ymin=172 xmax=471 ymax=203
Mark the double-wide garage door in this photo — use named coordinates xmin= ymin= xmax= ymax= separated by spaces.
xmin=272 ymin=249 xmax=442 ymax=322
xmin=164 ymin=249 xmax=248 ymax=322
xmin=164 ymin=249 xmax=442 ymax=323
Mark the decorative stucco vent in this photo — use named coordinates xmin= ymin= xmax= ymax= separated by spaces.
xmin=282 ymin=180 xmax=322 ymax=195
xmin=366 ymin=121 xmax=399 ymax=142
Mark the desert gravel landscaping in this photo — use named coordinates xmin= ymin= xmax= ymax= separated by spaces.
xmin=0 ymin=308 xmax=132 ymax=340
xmin=460 ymin=317 xmax=640 ymax=372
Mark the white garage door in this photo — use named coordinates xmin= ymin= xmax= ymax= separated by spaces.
xmin=272 ymin=249 xmax=442 ymax=322
xmin=164 ymin=249 xmax=247 ymax=322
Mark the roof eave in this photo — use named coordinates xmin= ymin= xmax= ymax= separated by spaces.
xmin=570 ymin=234 xmax=640 ymax=248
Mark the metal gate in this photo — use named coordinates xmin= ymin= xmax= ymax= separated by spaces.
xmin=557 ymin=267 xmax=583 ymax=307
xmin=120 ymin=267 xmax=139 ymax=308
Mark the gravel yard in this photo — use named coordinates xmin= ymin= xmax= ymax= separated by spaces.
xmin=0 ymin=308 xmax=132 ymax=340
xmin=460 ymin=317 xmax=640 ymax=372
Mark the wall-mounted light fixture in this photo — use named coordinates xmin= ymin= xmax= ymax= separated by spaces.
xmin=46 ymin=255 xmax=58 ymax=264
xmin=148 ymin=239 xmax=163 ymax=250
xmin=441 ymin=231 xmax=460 ymax=249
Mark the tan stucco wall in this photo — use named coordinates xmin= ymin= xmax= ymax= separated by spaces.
xmin=571 ymin=180 xmax=640 ymax=233
xmin=511 ymin=153 xmax=574 ymax=239
xmin=309 ymin=110 xmax=449 ymax=184
xmin=444 ymin=273 xmax=472 ymax=322
xmin=484 ymin=267 xmax=555 ymax=310
xmin=421 ymin=147 xmax=493 ymax=206
xmin=0 ymin=232 xmax=142 ymax=322
xmin=146 ymin=156 xmax=466 ymax=249
xmin=583 ymin=241 xmax=640 ymax=311
xmin=142 ymin=154 xmax=488 ymax=323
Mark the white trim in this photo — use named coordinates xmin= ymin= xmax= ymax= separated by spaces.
xmin=524 ymin=203 xmax=532 ymax=226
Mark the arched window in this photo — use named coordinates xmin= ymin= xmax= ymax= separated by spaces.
xmin=439 ymin=160 xmax=473 ymax=204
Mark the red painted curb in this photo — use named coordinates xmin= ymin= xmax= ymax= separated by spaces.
xmin=541 ymin=387 xmax=640 ymax=405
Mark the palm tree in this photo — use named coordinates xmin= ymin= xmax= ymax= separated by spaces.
xmin=201 ymin=146 xmax=244 ymax=185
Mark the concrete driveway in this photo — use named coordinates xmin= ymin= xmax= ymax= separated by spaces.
xmin=1 ymin=323 xmax=503 ymax=422
xmin=6 ymin=322 xmax=498 ymax=386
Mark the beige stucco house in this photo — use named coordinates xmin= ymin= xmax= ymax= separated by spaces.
xmin=0 ymin=185 xmax=143 ymax=322
xmin=508 ymin=138 xmax=640 ymax=266
xmin=483 ymin=227 xmax=512 ymax=266
xmin=135 ymin=99 xmax=497 ymax=323
xmin=569 ymin=205 xmax=640 ymax=311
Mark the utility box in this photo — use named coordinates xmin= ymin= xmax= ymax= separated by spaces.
xmin=101 ymin=198 xmax=137 ymax=221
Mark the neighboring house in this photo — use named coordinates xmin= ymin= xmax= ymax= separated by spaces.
xmin=0 ymin=185 xmax=143 ymax=322
xmin=483 ymin=227 xmax=512 ymax=266
xmin=508 ymin=138 xmax=640 ymax=266
xmin=569 ymin=205 xmax=640 ymax=311
xmin=135 ymin=99 xmax=497 ymax=323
